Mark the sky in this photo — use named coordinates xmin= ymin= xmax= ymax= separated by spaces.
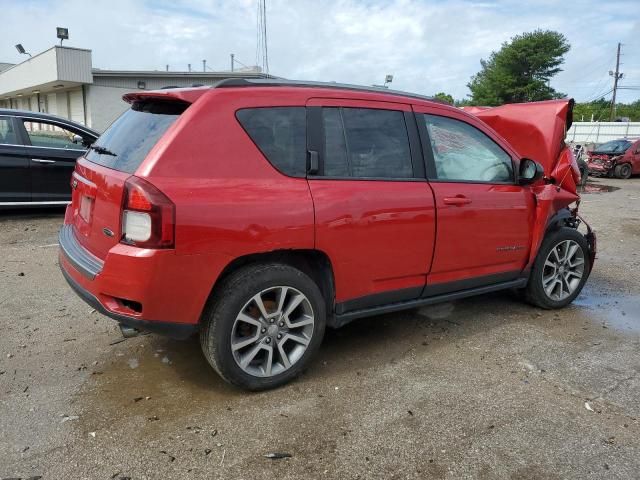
xmin=0 ymin=0 xmax=638 ymax=103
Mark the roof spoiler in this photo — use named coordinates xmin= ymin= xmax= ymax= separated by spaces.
xmin=122 ymin=87 xmax=209 ymax=105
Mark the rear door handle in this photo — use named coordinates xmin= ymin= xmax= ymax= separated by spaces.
xmin=32 ymin=158 xmax=56 ymax=164
xmin=443 ymin=195 xmax=472 ymax=206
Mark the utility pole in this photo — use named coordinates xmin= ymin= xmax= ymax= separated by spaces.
xmin=609 ymin=42 xmax=623 ymax=121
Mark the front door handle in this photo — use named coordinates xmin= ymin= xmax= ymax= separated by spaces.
xmin=31 ymin=158 xmax=56 ymax=164
xmin=443 ymin=195 xmax=472 ymax=206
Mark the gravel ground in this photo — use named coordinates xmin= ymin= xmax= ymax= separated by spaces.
xmin=1 ymin=177 xmax=639 ymax=480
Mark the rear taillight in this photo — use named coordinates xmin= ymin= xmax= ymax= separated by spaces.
xmin=121 ymin=176 xmax=175 ymax=249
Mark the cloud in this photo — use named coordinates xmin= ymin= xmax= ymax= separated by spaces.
xmin=0 ymin=0 xmax=638 ymax=102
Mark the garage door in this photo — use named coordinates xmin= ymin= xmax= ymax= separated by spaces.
xmin=69 ymin=89 xmax=85 ymax=125
xmin=46 ymin=93 xmax=57 ymax=116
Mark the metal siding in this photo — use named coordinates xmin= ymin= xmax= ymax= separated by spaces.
xmin=86 ymin=85 xmax=130 ymax=132
xmin=92 ymin=75 xmax=229 ymax=90
xmin=46 ymin=93 xmax=57 ymax=115
xmin=56 ymin=91 xmax=69 ymax=119
xmin=69 ymin=89 xmax=84 ymax=124
xmin=56 ymin=47 xmax=93 ymax=84
xmin=29 ymin=95 xmax=38 ymax=112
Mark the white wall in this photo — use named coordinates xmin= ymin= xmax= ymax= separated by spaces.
xmin=0 ymin=47 xmax=91 ymax=97
xmin=567 ymin=122 xmax=640 ymax=144
xmin=86 ymin=85 xmax=130 ymax=131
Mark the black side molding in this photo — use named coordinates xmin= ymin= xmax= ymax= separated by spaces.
xmin=333 ymin=278 xmax=527 ymax=328
xmin=59 ymin=262 xmax=198 ymax=340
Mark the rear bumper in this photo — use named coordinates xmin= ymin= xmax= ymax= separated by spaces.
xmin=58 ymin=223 xmax=222 ymax=339
xmin=59 ymin=263 xmax=197 ymax=339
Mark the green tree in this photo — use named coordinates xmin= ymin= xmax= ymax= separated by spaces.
xmin=468 ymin=30 xmax=570 ymax=105
xmin=573 ymin=98 xmax=640 ymax=122
xmin=433 ymin=92 xmax=454 ymax=105
xmin=573 ymin=98 xmax=611 ymax=122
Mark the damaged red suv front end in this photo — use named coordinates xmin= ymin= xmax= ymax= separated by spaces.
xmin=464 ymin=99 xmax=596 ymax=267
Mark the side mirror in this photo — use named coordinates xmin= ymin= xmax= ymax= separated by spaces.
xmin=72 ymin=134 xmax=83 ymax=144
xmin=519 ymin=158 xmax=544 ymax=185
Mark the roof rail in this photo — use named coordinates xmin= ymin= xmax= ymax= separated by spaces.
xmin=214 ymin=78 xmax=446 ymax=104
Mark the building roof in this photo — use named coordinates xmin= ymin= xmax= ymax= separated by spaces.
xmin=91 ymin=69 xmax=274 ymax=79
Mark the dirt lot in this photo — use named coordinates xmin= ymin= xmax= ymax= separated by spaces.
xmin=1 ymin=177 xmax=639 ymax=480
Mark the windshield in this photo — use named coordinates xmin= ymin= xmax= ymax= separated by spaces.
xmin=594 ymin=139 xmax=631 ymax=154
xmin=86 ymin=100 xmax=187 ymax=174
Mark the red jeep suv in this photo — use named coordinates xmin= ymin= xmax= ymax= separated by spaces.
xmin=59 ymin=80 xmax=595 ymax=390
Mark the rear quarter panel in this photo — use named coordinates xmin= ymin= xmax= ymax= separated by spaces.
xmin=137 ymin=90 xmax=316 ymax=308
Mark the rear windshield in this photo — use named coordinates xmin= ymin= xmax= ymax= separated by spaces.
xmin=594 ymin=139 xmax=631 ymax=154
xmin=86 ymin=100 xmax=187 ymax=173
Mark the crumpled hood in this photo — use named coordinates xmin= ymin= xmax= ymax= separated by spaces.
xmin=464 ymin=99 xmax=585 ymax=269
xmin=462 ymin=99 xmax=574 ymax=175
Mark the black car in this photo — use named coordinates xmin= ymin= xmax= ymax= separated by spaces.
xmin=0 ymin=109 xmax=98 ymax=207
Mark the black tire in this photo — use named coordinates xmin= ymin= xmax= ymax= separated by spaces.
xmin=525 ymin=227 xmax=591 ymax=309
xmin=614 ymin=163 xmax=632 ymax=179
xmin=200 ymin=263 xmax=326 ymax=391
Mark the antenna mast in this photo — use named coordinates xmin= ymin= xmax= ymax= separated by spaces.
xmin=256 ymin=0 xmax=269 ymax=74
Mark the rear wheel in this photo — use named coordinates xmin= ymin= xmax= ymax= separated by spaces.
xmin=614 ymin=163 xmax=632 ymax=179
xmin=525 ymin=227 xmax=591 ymax=309
xmin=200 ymin=263 xmax=326 ymax=390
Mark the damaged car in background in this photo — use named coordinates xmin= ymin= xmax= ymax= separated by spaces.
xmin=586 ymin=137 xmax=640 ymax=179
xmin=58 ymin=80 xmax=595 ymax=390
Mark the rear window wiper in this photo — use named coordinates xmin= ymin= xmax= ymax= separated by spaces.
xmin=89 ymin=144 xmax=117 ymax=156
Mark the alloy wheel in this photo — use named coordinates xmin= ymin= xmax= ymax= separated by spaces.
xmin=231 ymin=286 xmax=315 ymax=377
xmin=542 ymin=239 xmax=585 ymax=301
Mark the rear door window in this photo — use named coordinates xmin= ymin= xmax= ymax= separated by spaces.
xmin=0 ymin=117 xmax=18 ymax=145
xmin=86 ymin=101 xmax=186 ymax=174
xmin=321 ymin=107 xmax=413 ymax=179
xmin=236 ymin=107 xmax=307 ymax=177
xmin=22 ymin=120 xmax=86 ymax=150
xmin=322 ymin=108 xmax=350 ymax=177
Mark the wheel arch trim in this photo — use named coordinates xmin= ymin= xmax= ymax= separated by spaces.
xmin=201 ymin=249 xmax=337 ymax=326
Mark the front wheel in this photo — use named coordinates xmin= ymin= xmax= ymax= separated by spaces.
xmin=614 ymin=163 xmax=632 ymax=179
xmin=200 ymin=263 xmax=326 ymax=390
xmin=525 ymin=227 xmax=591 ymax=309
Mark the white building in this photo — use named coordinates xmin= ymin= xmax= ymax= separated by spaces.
xmin=0 ymin=46 xmax=272 ymax=132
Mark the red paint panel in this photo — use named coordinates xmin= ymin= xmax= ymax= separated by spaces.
xmin=154 ymin=177 xmax=315 ymax=257
xmin=308 ymin=180 xmax=436 ymax=301
xmin=428 ymin=183 xmax=534 ymax=284
xmin=60 ymin=246 xmax=230 ymax=325
xmin=70 ymin=158 xmax=130 ymax=259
